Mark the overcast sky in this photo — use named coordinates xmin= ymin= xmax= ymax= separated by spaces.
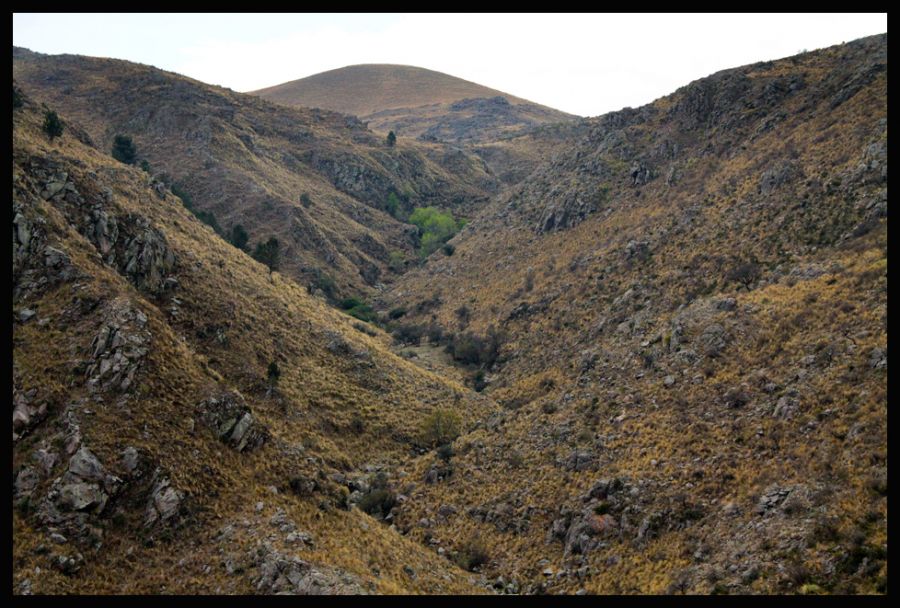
xmin=13 ymin=13 xmax=887 ymax=117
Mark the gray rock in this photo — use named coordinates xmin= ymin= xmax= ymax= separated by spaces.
xmin=699 ymin=323 xmax=728 ymax=358
xmin=58 ymin=481 xmax=107 ymax=512
xmin=18 ymin=308 xmax=36 ymax=322
xmin=198 ymin=392 xmax=266 ymax=452
xmin=52 ymin=552 xmax=84 ymax=575
xmin=121 ymin=447 xmax=140 ymax=475
xmin=564 ymin=449 xmax=597 ymax=472
xmin=869 ymin=347 xmax=886 ymax=370
xmin=68 ymin=447 xmax=105 ymax=481
xmin=254 ymin=546 xmax=367 ymax=594
xmin=773 ymin=395 xmax=799 ymax=419
xmin=32 ymin=449 xmax=58 ymax=476
xmin=716 ymin=298 xmax=737 ymax=311
xmin=14 ymin=467 xmax=40 ymax=499
xmin=145 ymin=476 xmax=182 ymax=526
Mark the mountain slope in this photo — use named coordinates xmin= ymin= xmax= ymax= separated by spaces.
xmin=378 ymin=34 xmax=887 ymax=594
xmin=13 ymin=50 xmax=499 ymax=299
xmin=12 ymin=92 xmax=498 ymax=594
xmin=252 ymin=64 xmax=578 ymax=144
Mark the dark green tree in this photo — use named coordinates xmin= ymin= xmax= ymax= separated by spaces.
xmin=386 ymin=130 xmax=397 ymax=147
xmin=299 ymin=192 xmax=312 ymax=208
xmin=267 ymin=361 xmax=281 ymax=385
xmin=252 ymin=237 xmax=281 ymax=274
xmin=230 ymin=224 xmax=250 ymax=251
xmin=13 ymin=86 xmax=24 ymax=109
xmin=111 ymin=134 xmax=137 ymax=164
xmin=43 ymin=110 xmax=63 ymax=139
xmin=385 ymin=192 xmax=401 ymax=217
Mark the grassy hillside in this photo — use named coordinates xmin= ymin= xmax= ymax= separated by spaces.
xmin=12 ymin=92 xmax=496 ymax=594
xmin=11 ymin=33 xmax=887 ymax=596
xmin=13 ymin=50 xmax=499 ymax=299
xmin=379 ymin=35 xmax=887 ymax=594
xmin=252 ymin=64 xmax=578 ymax=144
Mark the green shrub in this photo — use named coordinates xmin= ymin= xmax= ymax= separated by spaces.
xmin=111 ymin=134 xmax=137 ymax=164
xmin=340 ymin=296 xmax=377 ymax=323
xmin=408 ymin=207 xmax=464 ymax=258
xmin=421 ymin=409 xmax=461 ymax=447
xmin=171 ymin=183 xmax=224 ymax=235
xmin=267 ymin=361 xmax=280 ymax=386
xmin=393 ymin=323 xmax=425 ymax=346
xmin=446 ymin=327 xmax=504 ymax=368
xmin=385 ymin=192 xmax=401 ymax=218
xmin=473 ymin=370 xmax=486 ymax=392
xmin=252 ymin=238 xmax=281 ymax=273
xmin=13 ymin=86 xmax=23 ymax=109
xmin=229 ymin=224 xmax=249 ymax=251
xmin=299 ymin=192 xmax=312 ymax=208
xmin=386 ymin=130 xmax=396 ymax=147
xmin=139 ymin=160 xmax=152 ymax=173
xmin=453 ymin=537 xmax=489 ymax=572
xmin=436 ymin=443 xmax=454 ymax=462
xmin=357 ymin=473 xmax=395 ymax=519
xmin=388 ymin=307 xmax=407 ymax=320
xmin=43 ymin=110 xmax=63 ymax=139
xmin=443 ymin=243 xmax=455 ymax=256
xmin=308 ymin=270 xmax=337 ymax=300
xmin=388 ymin=250 xmax=407 ymax=273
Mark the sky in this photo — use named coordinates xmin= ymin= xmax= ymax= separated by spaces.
xmin=13 ymin=13 xmax=887 ymax=117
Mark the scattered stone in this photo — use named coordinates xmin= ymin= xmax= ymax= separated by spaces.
xmin=564 ymin=449 xmax=597 ymax=472
xmin=19 ymin=308 xmax=36 ymax=322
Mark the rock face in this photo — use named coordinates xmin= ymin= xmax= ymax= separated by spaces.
xmin=33 ymin=446 xmax=123 ymax=547
xmin=145 ymin=474 xmax=184 ymax=526
xmin=117 ymin=215 xmax=176 ymax=295
xmin=198 ymin=391 xmax=268 ymax=452
xmin=537 ymin=195 xmax=597 ymax=233
xmin=12 ymin=389 xmax=48 ymax=441
xmin=254 ymin=546 xmax=368 ymax=595
xmin=85 ymin=300 xmax=151 ymax=393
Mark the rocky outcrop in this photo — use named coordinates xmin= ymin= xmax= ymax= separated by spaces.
xmin=536 ymin=190 xmax=599 ymax=233
xmin=12 ymin=388 xmax=48 ymax=442
xmin=34 ymin=446 xmax=123 ymax=547
xmin=85 ymin=300 xmax=151 ymax=393
xmin=144 ymin=473 xmax=184 ymax=527
xmin=253 ymin=545 xmax=368 ymax=594
xmin=116 ymin=215 xmax=176 ymax=295
xmin=197 ymin=391 xmax=267 ymax=452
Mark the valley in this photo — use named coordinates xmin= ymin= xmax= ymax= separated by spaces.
xmin=12 ymin=33 xmax=887 ymax=595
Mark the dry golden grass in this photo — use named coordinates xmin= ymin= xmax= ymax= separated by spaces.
xmin=251 ymin=64 xmax=567 ymax=118
xmin=12 ymin=97 xmax=492 ymax=594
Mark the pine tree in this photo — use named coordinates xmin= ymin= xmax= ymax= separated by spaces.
xmin=386 ymin=130 xmax=397 ymax=147
xmin=43 ymin=110 xmax=63 ymax=140
xmin=252 ymin=237 xmax=280 ymax=274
